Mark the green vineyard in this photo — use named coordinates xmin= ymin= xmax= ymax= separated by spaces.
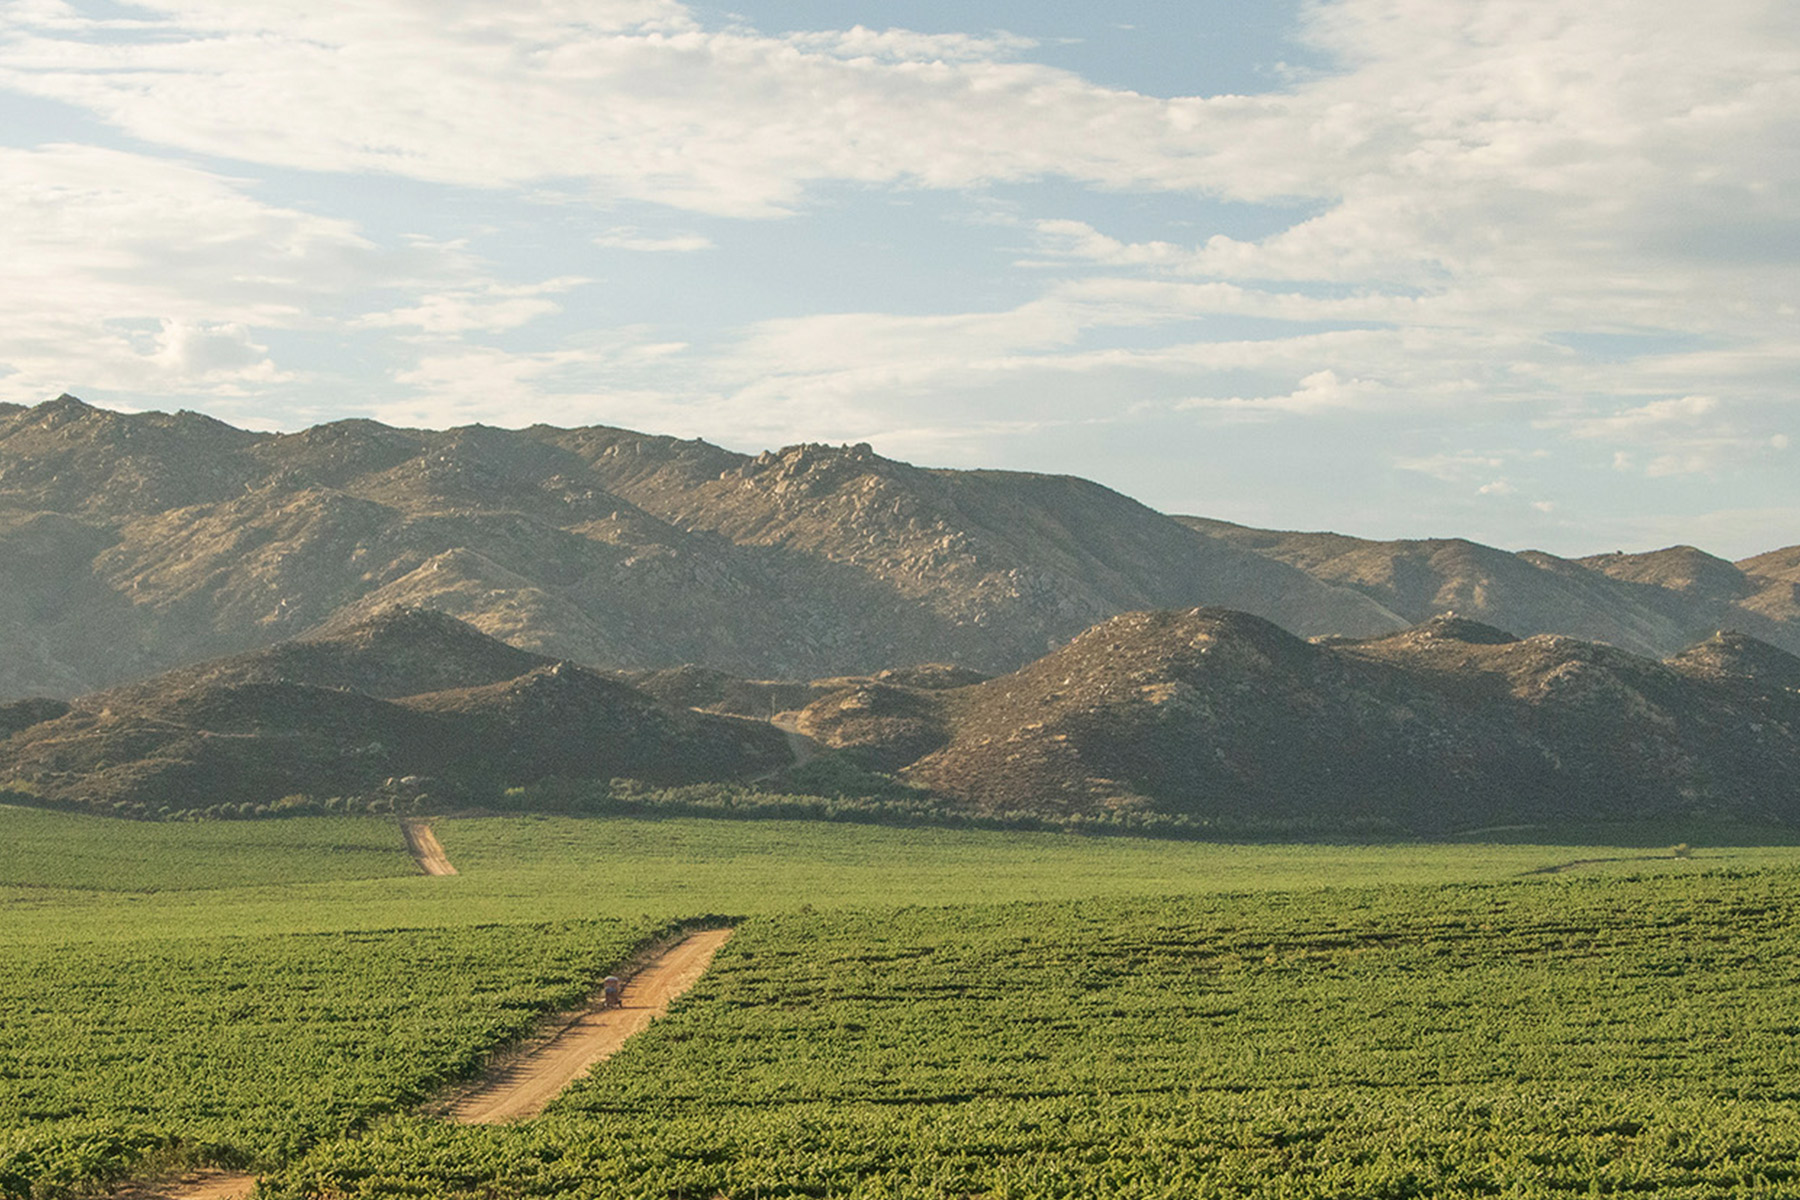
xmin=7 ymin=807 xmax=1800 ymax=1198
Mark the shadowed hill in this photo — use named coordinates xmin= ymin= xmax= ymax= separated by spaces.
xmin=92 ymin=607 xmax=552 ymax=707
xmin=1182 ymin=516 xmax=1800 ymax=660
xmin=7 ymin=603 xmax=1799 ymax=832
xmin=897 ymin=610 xmax=1800 ymax=831
xmin=0 ymin=612 xmax=791 ymax=816
xmin=1666 ymin=629 xmax=1800 ymax=695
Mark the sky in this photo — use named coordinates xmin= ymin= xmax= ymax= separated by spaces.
xmin=0 ymin=1 xmax=1795 ymax=558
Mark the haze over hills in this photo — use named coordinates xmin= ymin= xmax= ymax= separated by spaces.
xmin=1179 ymin=517 xmax=1800 ymax=661
xmin=0 ymin=395 xmax=1398 ymax=698
xmin=2 ymin=395 xmax=1796 ymax=707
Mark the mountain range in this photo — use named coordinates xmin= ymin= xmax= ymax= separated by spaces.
xmin=3 ymin=396 xmax=1795 ymax=703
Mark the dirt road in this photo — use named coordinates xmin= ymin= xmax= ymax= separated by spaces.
xmin=446 ymin=928 xmax=733 ymax=1124
xmin=769 ymin=711 xmax=819 ymax=771
xmin=113 ymin=1169 xmax=254 ymax=1200
xmin=123 ymin=930 xmax=732 ymax=1197
xmin=401 ymin=820 xmax=457 ymax=875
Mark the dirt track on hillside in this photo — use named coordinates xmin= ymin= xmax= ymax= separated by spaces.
xmin=401 ymin=820 xmax=457 ymax=875
xmin=771 ymin=712 xmax=818 ymax=768
xmin=444 ymin=928 xmax=733 ymax=1124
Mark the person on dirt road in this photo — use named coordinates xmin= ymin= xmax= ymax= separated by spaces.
xmin=602 ymin=975 xmax=623 ymax=1008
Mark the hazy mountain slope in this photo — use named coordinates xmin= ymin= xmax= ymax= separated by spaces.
xmin=4 ymin=395 xmax=1790 ymax=704
xmin=900 ymin=610 xmax=1800 ymax=830
xmin=534 ymin=432 xmax=1405 ymax=652
xmin=1182 ymin=516 xmax=1800 ymax=659
xmin=0 ymin=612 xmax=789 ymax=815
xmin=0 ymin=396 xmax=1398 ymax=698
xmin=1575 ymin=545 xmax=1747 ymax=595
xmin=1740 ymin=546 xmax=1800 ymax=584
xmin=91 ymin=607 xmax=553 ymax=705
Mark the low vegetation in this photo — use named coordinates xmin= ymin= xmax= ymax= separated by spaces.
xmin=277 ymin=878 xmax=1800 ymax=1198
xmin=8 ymin=807 xmax=1800 ymax=1197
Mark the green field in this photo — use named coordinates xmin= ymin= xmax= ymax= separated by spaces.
xmin=6 ymin=805 xmax=1800 ymax=1198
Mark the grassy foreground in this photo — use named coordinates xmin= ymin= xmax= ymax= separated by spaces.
xmin=6 ymin=806 xmax=1800 ymax=1198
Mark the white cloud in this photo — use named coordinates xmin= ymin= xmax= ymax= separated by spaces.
xmin=148 ymin=319 xmax=284 ymax=382
xmin=373 ymin=328 xmax=709 ymax=433
xmin=594 ymin=228 xmax=715 ymax=253
xmin=355 ymin=278 xmax=590 ymax=334
xmin=0 ymin=144 xmax=384 ymax=399
xmin=0 ymin=2 xmax=1253 ymax=218
xmin=1396 ymin=452 xmax=1505 ymax=482
xmin=1559 ymin=395 xmax=1720 ymax=441
xmin=1546 ymin=394 xmax=1783 ymax=478
xmin=784 ymin=26 xmax=1038 ymax=62
xmin=0 ymin=143 xmax=586 ymax=404
xmin=1176 ymin=368 xmax=1383 ymax=415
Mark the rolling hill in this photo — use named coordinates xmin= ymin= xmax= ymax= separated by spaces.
xmin=0 ymin=609 xmax=789 ymax=816
xmin=815 ymin=611 xmax=1800 ymax=831
xmin=6 ymin=605 xmax=1797 ymax=832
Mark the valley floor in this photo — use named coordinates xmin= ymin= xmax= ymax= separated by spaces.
xmin=5 ymin=807 xmax=1800 ymax=1198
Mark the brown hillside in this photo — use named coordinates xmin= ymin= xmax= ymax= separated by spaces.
xmin=0 ymin=397 xmax=1400 ymax=699
xmin=0 ymin=613 xmax=790 ymax=815
xmin=1732 ymin=548 xmax=1800 ymax=626
xmin=792 ymin=680 xmax=953 ymax=773
xmin=902 ymin=609 xmax=1800 ymax=830
xmin=1577 ymin=545 xmax=1750 ymax=596
xmin=1182 ymin=516 xmax=1800 ymax=660
xmin=1741 ymin=546 xmax=1800 ymax=583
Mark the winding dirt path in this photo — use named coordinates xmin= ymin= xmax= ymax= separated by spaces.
xmin=445 ymin=928 xmax=733 ymax=1124
xmin=401 ymin=820 xmax=457 ymax=875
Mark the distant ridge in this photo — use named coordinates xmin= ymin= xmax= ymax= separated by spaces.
xmin=1180 ymin=517 xmax=1800 ymax=661
xmin=0 ymin=396 xmax=1395 ymax=698
xmin=1 ymin=395 xmax=1795 ymax=703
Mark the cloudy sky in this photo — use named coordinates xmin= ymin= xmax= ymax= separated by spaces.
xmin=1 ymin=1 xmax=1795 ymax=557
